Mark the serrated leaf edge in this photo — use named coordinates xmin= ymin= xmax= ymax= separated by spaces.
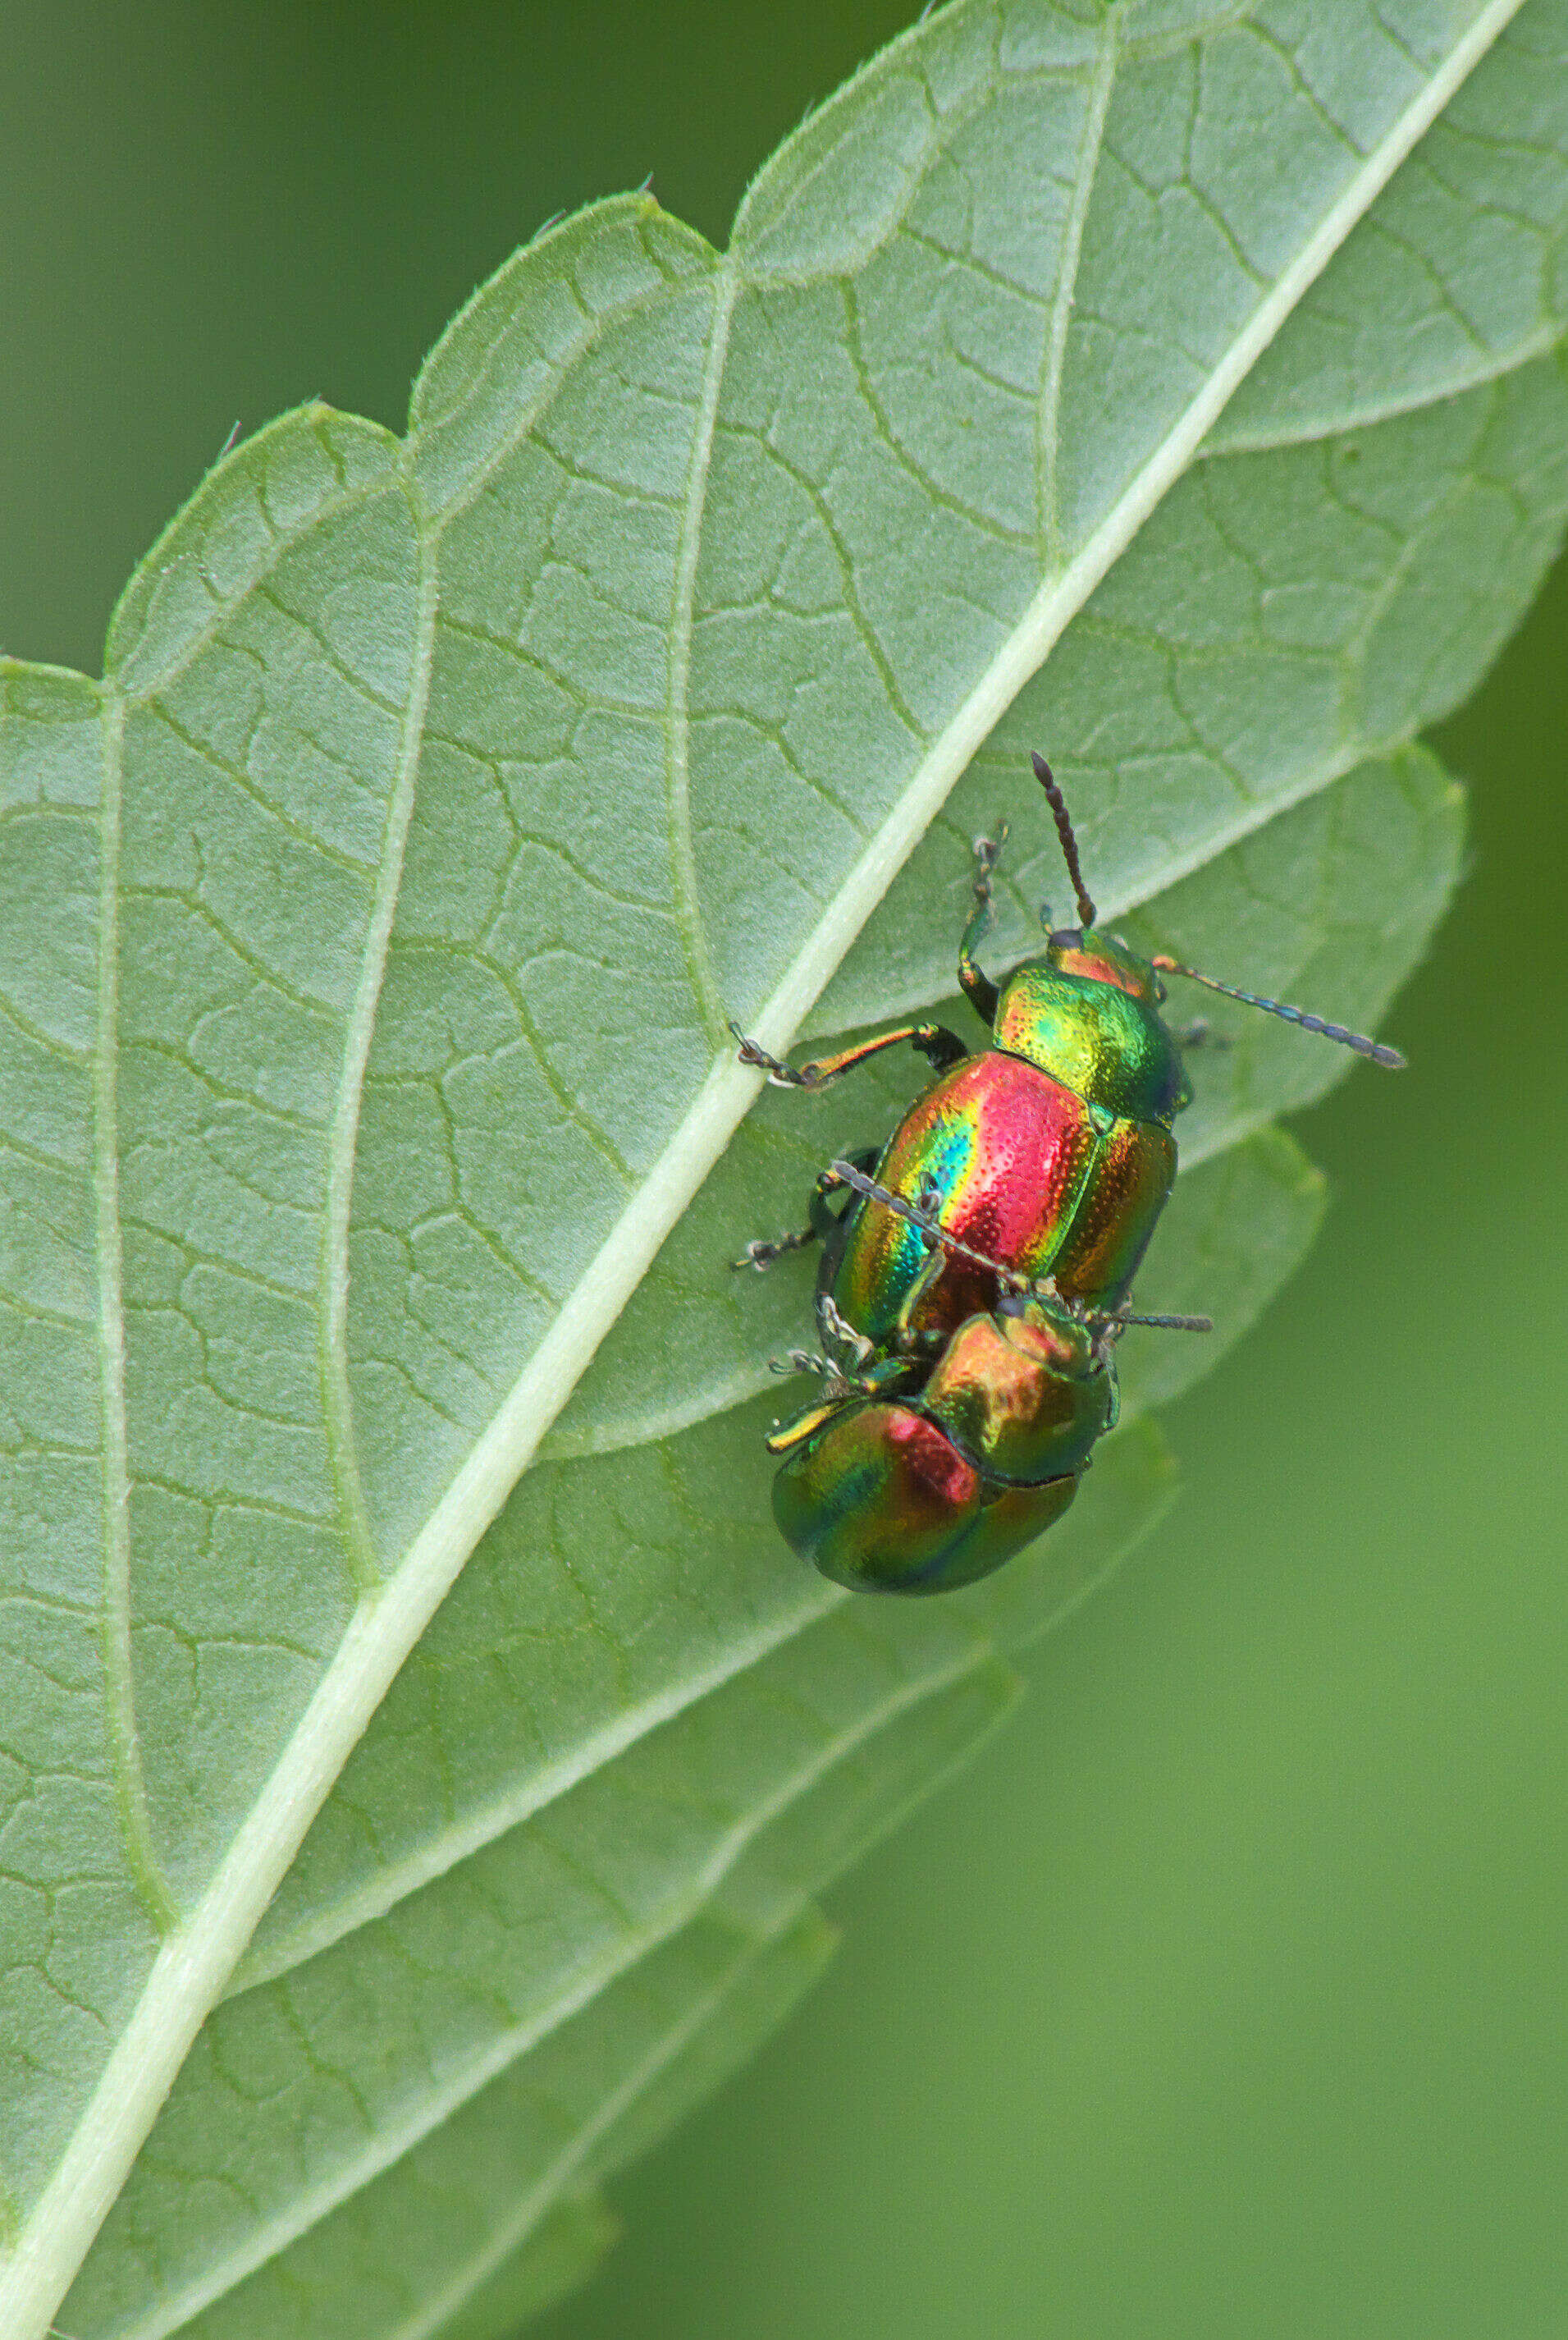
xmin=0 ymin=8 xmax=1527 ymax=2329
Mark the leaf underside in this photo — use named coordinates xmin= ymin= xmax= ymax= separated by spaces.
xmin=0 ymin=1 xmax=1565 ymax=2333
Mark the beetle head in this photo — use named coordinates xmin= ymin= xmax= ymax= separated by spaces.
xmin=1045 ymin=925 xmax=1161 ymax=1005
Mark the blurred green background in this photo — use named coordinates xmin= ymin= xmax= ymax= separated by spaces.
xmin=5 ymin=6 xmax=1564 ymax=2334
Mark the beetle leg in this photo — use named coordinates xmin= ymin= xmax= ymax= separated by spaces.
xmin=731 ymin=1227 xmax=815 ymax=1271
xmin=730 ymin=1019 xmax=967 ymax=1089
xmin=828 ymin=1157 xmax=1033 ymax=1296
xmin=770 ymin=1349 xmax=847 ymax=1385
xmin=763 ymin=1353 xmax=921 ymax=1454
xmin=765 ymin=1398 xmax=844 ymax=1456
xmin=732 ymin=1154 xmax=873 ymax=1271
xmin=1169 ymin=1018 xmax=1230 ymax=1051
xmin=892 ymin=1237 xmax=954 ymax=1352
xmin=958 ymin=827 xmax=1005 ymax=1026
xmin=769 ymin=1335 xmax=907 ymax=1394
xmin=767 ymin=1366 xmax=917 ymax=1450
xmin=807 ymin=1151 xmax=874 ymax=1240
xmin=817 ymin=1293 xmax=876 ymax=1373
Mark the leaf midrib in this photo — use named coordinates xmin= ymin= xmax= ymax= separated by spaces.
xmin=0 ymin=10 xmax=1527 ymax=2331
xmin=1039 ymin=7 xmax=1121 ymax=562
xmin=112 ymin=1634 xmax=991 ymax=2340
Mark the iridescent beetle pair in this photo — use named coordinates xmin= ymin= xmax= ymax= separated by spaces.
xmin=733 ymin=754 xmax=1403 ymax=1597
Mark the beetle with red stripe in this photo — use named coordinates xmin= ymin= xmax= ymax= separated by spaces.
xmin=734 ymin=753 xmax=1402 ymax=1594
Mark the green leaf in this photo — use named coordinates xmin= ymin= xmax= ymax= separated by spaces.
xmin=0 ymin=2 xmax=1564 ymax=2332
xmin=154 ymin=1651 xmax=1018 ymax=2340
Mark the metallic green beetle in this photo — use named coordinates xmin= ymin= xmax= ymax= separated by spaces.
xmin=736 ymin=754 xmax=1404 ymax=1593
xmin=769 ymin=1289 xmax=1116 ymax=1596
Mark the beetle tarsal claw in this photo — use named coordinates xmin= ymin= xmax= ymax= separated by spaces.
xmin=729 ymin=1021 xmax=806 ymax=1086
xmin=971 ymin=820 xmax=1008 ymax=899
xmin=732 ymin=1225 xmax=814 ymax=1271
xmin=769 ymin=1350 xmax=857 ymax=1403
xmin=820 ymin=1295 xmax=874 ymax=1369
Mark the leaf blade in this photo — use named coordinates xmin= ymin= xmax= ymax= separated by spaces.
xmin=1 ymin=5 xmax=1562 ymax=2330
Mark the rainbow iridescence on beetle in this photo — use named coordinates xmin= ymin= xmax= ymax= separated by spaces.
xmin=826 ymin=925 xmax=1188 ymax=1354
xmin=771 ymin=1299 xmax=1109 ymax=1595
xmin=825 ymin=1047 xmax=1180 ymax=1350
xmin=736 ymin=755 xmax=1402 ymax=1597
xmin=768 ymin=918 xmax=1187 ymax=1596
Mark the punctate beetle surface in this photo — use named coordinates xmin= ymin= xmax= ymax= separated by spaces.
xmin=735 ymin=754 xmax=1402 ymax=1594
xmin=768 ymin=1291 xmax=1116 ymax=1596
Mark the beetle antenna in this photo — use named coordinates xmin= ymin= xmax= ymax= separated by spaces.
xmin=827 ymin=1160 xmax=1031 ymax=1290
xmin=1149 ymin=956 xmax=1406 ymax=1069
xmin=1083 ymin=1307 xmax=1214 ymax=1334
xmin=828 ymin=1163 xmax=1215 ymax=1336
xmin=827 ymin=1162 xmax=1214 ymax=1334
xmin=1031 ymin=751 xmax=1096 ymax=930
